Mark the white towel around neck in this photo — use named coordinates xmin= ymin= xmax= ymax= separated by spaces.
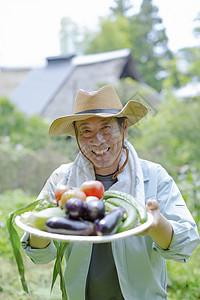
xmin=67 ymin=139 xmax=145 ymax=205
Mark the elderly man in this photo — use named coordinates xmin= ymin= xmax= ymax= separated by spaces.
xmin=22 ymin=84 xmax=200 ymax=300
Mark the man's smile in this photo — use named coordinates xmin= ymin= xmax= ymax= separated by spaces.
xmin=92 ymin=147 xmax=110 ymax=155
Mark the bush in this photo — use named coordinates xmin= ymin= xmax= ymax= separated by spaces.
xmin=0 ymin=141 xmax=73 ymax=196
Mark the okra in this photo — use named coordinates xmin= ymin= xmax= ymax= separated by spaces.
xmin=103 ymin=190 xmax=147 ymax=223
xmin=105 ymin=197 xmax=138 ymax=232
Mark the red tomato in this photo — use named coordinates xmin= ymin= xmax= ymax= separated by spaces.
xmin=80 ymin=180 xmax=104 ymax=199
xmin=61 ymin=188 xmax=87 ymax=208
xmin=54 ymin=185 xmax=71 ymax=205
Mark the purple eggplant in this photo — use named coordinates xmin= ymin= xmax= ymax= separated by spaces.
xmin=84 ymin=199 xmax=105 ymax=221
xmin=45 ymin=216 xmax=94 ymax=236
xmin=95 ymin=207 xmax=125 ymax=236
xmin=65 ymin=197 xmax=85 ymax=219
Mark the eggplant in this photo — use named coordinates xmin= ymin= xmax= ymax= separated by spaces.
xmin=84 ymin=199 xmax=105 ymax=221
xmin=95 ymin=207 xmax=125 ymax=236
xmin=65 ymin=197 xmax=85 ymax=219
xmin=45 ymin=216 xmax=94 ymax=236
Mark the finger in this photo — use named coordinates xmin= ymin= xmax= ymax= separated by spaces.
xmin=146 ymin=199 xmax=158 ymax=209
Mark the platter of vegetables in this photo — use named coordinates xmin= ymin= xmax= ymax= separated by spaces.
xmin=15 ymin=180 xmax=153 ymax=243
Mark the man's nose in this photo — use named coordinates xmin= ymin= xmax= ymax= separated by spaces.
xmin=91 ymin=131 xmax=105 ymax=145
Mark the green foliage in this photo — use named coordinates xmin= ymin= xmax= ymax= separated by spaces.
xmin=0 ymin=98 xmax=26 ymax=137
xmin=112 ymin=78 xmax=161 ymax=112
xmin=193 ymin=12 xmax=200 ymax=38
xmin=128 ymin=0 xmax=173 ymax=91
xmin=58 ymin=0 xmax=174 ymax=91
xmin=130 ymin=92 xmax=200 ymax=224
xmin=84 ymin=0 xmax=173 ymax=91
xmin=85 ymin=15 xmax=131 ymax=54
xmin=161 ymin=56 xmax=191 ymax=89
xmin=0 ymin=190 xmax=34 ymax=258
xmin=59 ymin=17 xmax=94 ymax=55
xmin=131 ymin=93 xmax=200 ymax=171
xmin=109 ymin=0 xmax=133 ymax=16
xmin=0 ymin=141 xmax=72 ymax=195
xmin=178 ymin=47 xmax=200 ymax=80
xmin=167 ymin=246 xmax=200 ymax=299
xmin=1 ymin=78 xmax=200 ymax=298
xmin=0 ymin=97 xmax=79 ymax=195
xmin=0 ymin=98 xmax=49 ymax=151
xmin=0 ymin=189 xmax=199 ymax=299
xmin=0 ymin=189 xmax=61 ymax=299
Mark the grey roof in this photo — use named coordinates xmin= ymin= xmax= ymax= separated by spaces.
xmin=10 ymin=49 xmax=140 ymax=117
xmin=10 ymin=60 xmax=75 ymax=116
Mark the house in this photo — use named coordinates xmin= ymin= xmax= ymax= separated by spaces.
xmin=1 ymin=49 xmax=160 ymax=123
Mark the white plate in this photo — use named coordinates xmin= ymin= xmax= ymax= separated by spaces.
xmin=15 ymin=213 xmax=153 ymax=244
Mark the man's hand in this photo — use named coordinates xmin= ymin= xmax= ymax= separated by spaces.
xmin=29 ymin=234 xmax=51 ymax=249
xmin=138 ymin=199 xmax=173 ymax=250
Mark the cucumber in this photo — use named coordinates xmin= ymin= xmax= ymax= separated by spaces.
xmin=103 ymin=190 xmax=147 ymax=224
xmin=105 ymin=197 xmax=138 ymax=232
xmin=104 ymin=201 xmax=119 ymax=212
xmin=21 ymin=207 xmax=66 ymax=231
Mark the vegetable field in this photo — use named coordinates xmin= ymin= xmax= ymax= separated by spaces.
xmin=0 ymin=189 xmax=199 ymax=299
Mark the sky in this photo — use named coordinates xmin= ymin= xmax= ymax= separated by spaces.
xmin=0 ymin=0 xmax=199 ymax=68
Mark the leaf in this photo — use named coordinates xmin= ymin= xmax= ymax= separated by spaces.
xmin=51 ymin=241 xmax=69 ymax=300
xmin=6 ymin=197 xmax=52 ymax=294
xmin=7 ymin=212 xmax=30 ymax=294
xmin=6 ymin=196 xmax=68 ymax=299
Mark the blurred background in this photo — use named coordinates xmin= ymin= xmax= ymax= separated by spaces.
xmin=0 ymin=0 xmax=199 ymax=299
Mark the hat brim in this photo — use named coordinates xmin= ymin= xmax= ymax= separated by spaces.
xmin=49 ymin=100 xmax=148 ymax=137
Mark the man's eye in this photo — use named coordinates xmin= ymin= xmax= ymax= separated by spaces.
xmin=101 ymin=125 xmax=111 ymax=133
xmin=81 ymin=129 xmax=91 ymax=136
xmin=83 ymin=129 xmax=91 ymax=133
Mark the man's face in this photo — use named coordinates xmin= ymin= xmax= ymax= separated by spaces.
xmin=75 ymin=117 xmax=127 ymax=175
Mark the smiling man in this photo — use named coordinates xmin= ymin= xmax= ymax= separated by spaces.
xmin=74 ymin=116 xmax=128 ymax=175
xmin=21 ymin=84 xmax=200 ymax=300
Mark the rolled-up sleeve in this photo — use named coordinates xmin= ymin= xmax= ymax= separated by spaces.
xmin=152 ymin=166 xmax=200 ymax=262
xmin=21 ymin=232 xmax=57 ymax=264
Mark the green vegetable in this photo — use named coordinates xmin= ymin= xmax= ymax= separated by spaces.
xmin=21 ymin=207 xmax=66 ymax=231
xmin=103 ymin=190 xmax=147 ymax=224
xmin=105 ymin=197 xmax=138 ymax=232
xmin=6 ymin=198 xmax=43 ymax=295
xmin=6 ymin=197 xmax=68 ymax=299
xmin=104 ymin=201 xmax=119 ymax=213
xmin=52 ymin=241 xmax=68 ymax=300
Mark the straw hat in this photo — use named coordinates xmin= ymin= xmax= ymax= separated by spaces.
xmin=49 ymin=84 xmax=148 ymax=137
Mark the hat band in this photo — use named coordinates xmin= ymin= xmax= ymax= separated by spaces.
xmin=75 ymin=108 xmax=121 ymax=115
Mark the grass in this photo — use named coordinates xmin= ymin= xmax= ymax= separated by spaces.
xmin=0 ymin=256 xmax=61 ymax=300
xmin=167 ymin=246 xmax=200 ymax=299
xmin=0 ymin=189 xmax=200 ymax=299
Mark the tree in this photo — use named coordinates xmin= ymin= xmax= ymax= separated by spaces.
xmin=193 ymin=12 xmax=200 ymax=38
xmin=127 ymin=0 xmax=173 ymax=91
xmin=85 ymin=15 xmax=131 ymax=54
xmin=0 ymin=98 xmax=49 ymax=150
xmin=131 ymin=93 xmax=200 ymax=172
xmin=162 ymin=11 xmax=200 ymax=89
xmin=59 ymin=17 xmax=93 ymax=55
xmin=161 ymin=56 xmax=191 ymax=90
xmin=84 ymin=0 xmax=173 ymax=91
xmin=109 ymin=0 xmax=133 ymax=17
xmin=177 ymin=46 xmax=200 ymax=81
